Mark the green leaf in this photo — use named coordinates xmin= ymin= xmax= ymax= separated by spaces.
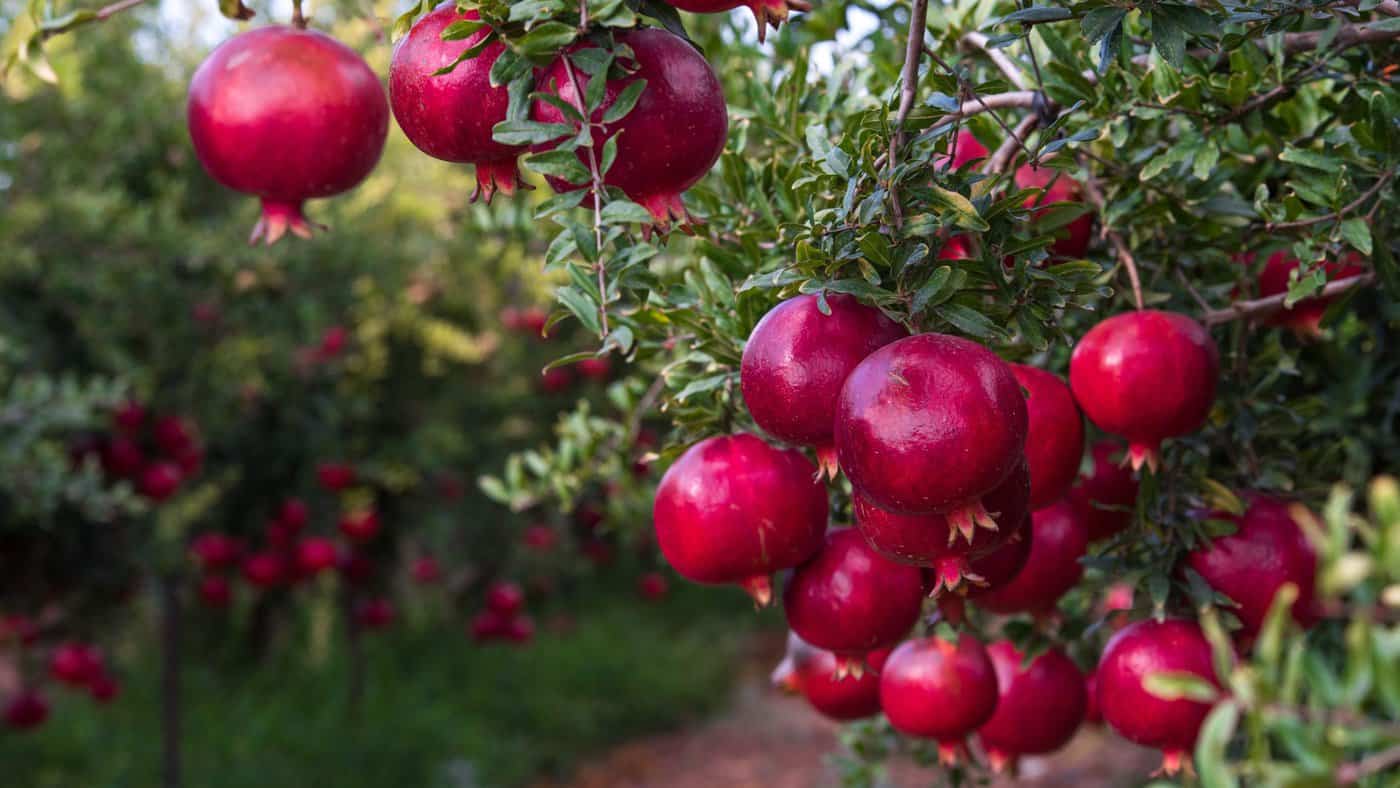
xmin=492 ymin=119 xmax=574 ymax=146
xmin=516 ymin=22 xmax=578 ymax=58
xmin=937 ymin=303 xmax=1004 ymax=340
xmin=439 ymin=19 xmax=486 ymax=41
xmin=1144 ymin=671 xmax=1220 ymax=703
xmin=555 ymin=285 xmax=603 ymax=335
xmin=602 ymin=79 xmax=648 ymax=124
xmin=1195 ymin=701 xmax=1239 ymax=788
xmin=219 ymin=0 xmax=256 ymax=21
xmin=525 ymin=149 xmax=591 ymax=185
xmin=1150 ymin=10 xmax=1187 ymax=69
xmin=927 ymin=186 xmax=989 ymax=231
xmin=599 ymin=200 xmax=654 ymax=225
xmin=911 ymin=266 xmax=958 ymax=315
xmin=1081 ymin=8 xmax=1127 ymax=45
xmin=1278 ymin=147 xmax=1342 ymax=172
xmin=1340 ymin=218 xmax=1372 ymax=256
xmin=1002 ymin=6 xmax=1072 ymax=25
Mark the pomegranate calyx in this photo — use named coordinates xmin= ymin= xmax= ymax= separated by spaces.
xmin=936 ymin=740 xmax=966 ymax=766
xmin=745 ymin=0 xmax=812 ymax=42
xmin=250 ymin=200 xmax=323 ymax=246
xmin=741 ymin=573 xmax=774 ymax=608
xmin=1155 ymin=749 xmax=1195 ymax=777
xmin=471 ymin=159 xmax=529 ymax=205
xmin=833 ymin=654 xmax=865 ymax=681
xmin=945 ymin=499 xmax=999 ymax=544
xmin=814 ymin=444 xmax=840 ymax=480
xmin=637 ymin=191 xmax=697 ymax=237
xmin=985 ymin=749 xmax=1016 ymax=774
xmin=1125 ymin=441 xmax=1161 ymax=473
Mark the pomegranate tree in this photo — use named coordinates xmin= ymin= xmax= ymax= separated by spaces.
xmin=1070 ymin=310 xmax=1220 ymax=471
xmin=880 ymin=635 xmax=1000 ymax=764
xmin=977 ymin=642 xmax=1087 ymax=772
xmin=1009 ymin=364 xmax=1085 ymax=509
xmin=740 ymin=294 xmax=906 ymax=475
xmin=652 ymin=433 xmax=828 ymax=604
xmin=188 ymin=25 xmax=389 ymax=244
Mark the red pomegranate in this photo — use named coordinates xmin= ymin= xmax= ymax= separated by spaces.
xmin=1069 ymin=311 xmax=1219 ymax=472
xmin=191 ymin=532 xmax=243 ymax=570
xmin=976 ymin=499 xmax=1089 ymax=616
xmin=470 ymin=610 xmax=508 ymax=641
xmin=1250 ymin=251 xmax=1366 ymax=337
xmin=938 ymin=527 xmax=1032 ymax=622
xmin=652 ymin=433 xmax=828 ymax=605
xmin=101 ymin=437 xmax=145 ymax=480
xmin=853 ymin=458 xmax=1031 ymax=593
xmin=1009 ymin=364 xmax=1085 ymax=509
xmin=411 ymin=556 xmax=443 ymax=584
xmin=316 ymin=462 xmax=357 ymax=491
xmin=198 ymin=574 xmax=233 ymax=609
xmin=3 ymin=689 xmax=49 ymax=731
xmin=939 ymin=234 xmax=973 ymax=260
xmin=295 ymin=537 xmax=341 ymax=575
xmin=523 ymin=524 xmax=558 ymax=552
xmin=577 ymin=357 xmax=612 ymax=382
xmin=662 ymin=0 xmax=810 ymax=42
xmin=153 ymin=416 xmax=197 ymax=457
xmin=978 ymin=642 xmax=1087 ymax=771
xmin=1014 ymin=164 xmax=1094 ymax=259
xmin=138 ymin=461 xmax=184 ymax=502
xmin=880 ymin=635 xmax=1000 ymax=764
xmin=390 ymin=5 xmax=523 ymax=202
xmin=338 ymin=509 xmax=381 ymax=543
xmin=740 ymin=294 xmax=907 ymax=476
xmin=354 ymin=598 xmax=396 ymax=631
xmin=486 ymin=581 xmax=524 ymax=617
xmin=835 ymin=334 xmax=1028 ymax=535
xmin=504 ymin=615 xmax=536 ymax=644
xmin=539 ymin=366 xmax=573 ymax=394
xmin=89 ymin=673 xmax=121 ymax=704
xmin=188 ymin=26 xmax=388 ymax=244
xmin=1097 ymin=618 xmax=1222 ymax=775
xmin=1069 ymin=440 xmax=1140 ymax=541
xmin=50 ymin=642 xmax=104 ymax=686
xmin=1084 ymin=669 xmax=1102 ymax=723
xmin=783 ymin=528 xmax=923 ymax=674
xmin=277 ymin=498 xmax=310 ymax=531
xmin=788 ymin=640 xmax=892 ymax=721
xmin=113 ymin=400 xmax=147 ymax=433
xmin=242 ymin=551 xmax=287 ymax=588
xmin=935 ymin=128 xmax=989 ymax=170
xmin=637 ymin=572 xmax=670 ymax=601
xmin=1186 ymin=495 xmax=1319 ymax=639
xmin=318 ymin=326 xmax=348 ymax=359
xmin=531 ymin=28 xmax=727 ymax=229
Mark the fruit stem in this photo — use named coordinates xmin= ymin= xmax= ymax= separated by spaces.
xmin=291 ymin=0 xmax=307 ymax=29
xmin=886 ymin=0 xmax=928 ymax=229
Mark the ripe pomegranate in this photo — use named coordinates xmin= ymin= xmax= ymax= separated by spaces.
xmin=1097 ymin=618 xmax=1222 ymax=775
xmin=171 ymin=444 xmax=205 ymax=477
xmin=539 ymin=366 xmax=573 ymax=394
xmin=518 ymin=306 xmax=549 ymax=337
xmin=504 ymin=615 xmax=536 ymax=644
xmin=853 ymin=459 xmax=1031 ymax=593
xmin=486 ymin=581 xmax=524 ymax=617
xmin=740 ymin=294 xmax=907 ymax=476
xmin=637 ymin=572 xmax=669 ymax=601
xmin=783 ymin=528 xmax=923 ymax=673
xmin=1249 ymin=251 xmax=1366 ymax=337
xmin=978 ymin=642 xmax=1087 ymax=771
xmin=880 ymin=635 xmax=1000 ymax=764
xmin=318 ymin=326 xmax=348 ymax=358
xmin=1186 ymin=495 xmax=1319 ymax=639
xmin=89 ymin=673 xmax=121 ymax=704
xmin=153 ymin=416 xmax=197 ymax=457
xmin=295 ymin=537 xmax=340 ymax=575
xmin=835 ymin=334 xmax=1028 ymax=536
xmin=1069 ymin=440 xmax=1140 ymax=541
xmin=936 ymin=524 xmax=1031 ymax=623
xmin=102 ymin=437 xmax=145 ymax=479
xmin=531 ymin=28 xmax=727 ymax=229
xmin=354 ymin=598 xmax=396 ymax=631
xmin=788 ymin=640 xmax=892 ymax=721
xmin=3 ymin=689 xmax=49 ymax=731
xmin=1084 ymin=669 xmax=1102 ymax=724
xmin=576 ymin=357 xmax=612 ymax=382
xmin=191 ymin=533 xmax=243 ymax=570
xmin=113 ymin=400 xmax=146 ymax=433
xmin=522 ymin=524 xmax=557 ymax=552
xmin=390 ymin=5 xmax=523 ymax=202
xmin=652 ymin=433 xmax=828 ymax=605
xmin=198 ymin=574 xmax=233 ymax=608
xmin=316 ymin=462 xmax=357 ymax=491
xmin=662 ymin=0 xmax=809 ymax=42
xmin=935 ymin=128 xmax=989 ymax=170
xmin=0 ymin=615 xmax=39 ymax=647
xmin=1069 ymin=311 xmax=1219 ymax=472
xmin=188 ymin=25 xmax=389 ymax=243
xmin=1009 ymin=364 xmax=1085 ymax=509
xmin=938 ymin=234 xmax=973 ymax=260
xmin=138 ymin=461 xmax=183 ymax=502
xmin=338 ymin=509 xmax=381 ymax=543
xmin=470 ymin=610 xmax=508 ymax=642
xmin=242 ymin=551 xmax=286 ymax=588
xmin=50 ymin=642 xmax=104 ymax=686
xmin=1014 ymin=164 xmax=1094 ymax=259
xmin=976 ymin=499 xmax=1089 ymax=616
xmin=411 ymin=556 xmax=442 ymax=585
xmin=277 ymin=498 xmax=310 ymax=531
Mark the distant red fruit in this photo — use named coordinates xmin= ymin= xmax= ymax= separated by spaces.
xmin=354 ymin=598 xmax=396 ymax=631
xmin=88 ymin=673 xmax=121 ymax=704
xmin=112 ymin=400 xmax=147 ymax=433
xmin=316 ymin=462 xmax=357 ymax=491
xmin=539 ymin=366 xmax=573 ymax=394
xmin=138 ymin=461 xmax=184 ymax=502
xmin=411 ymin=556 xmax=443 ymax=585
xmin=191 ymin=533 xmax=243 ymax=570
xmin=1249 ymin=250 xmax=1366 ymax=337
xmin=518 ymin=307 xmax=549 ymax=337
xmin=523 ymin=525 xmax=558 ymax=552
xmin=576 ymin=357 xmax=612 ymax=382
xmin=1014 ymin=164 xmax=1094 ymax=259
xmin=503 ymin=615 xmax=536 ymax=644
xmin=0 ymin=615 xmax=39 ymax=647
xmin=934 ymin=128 xmax=989 ymax=170
xmin=486 ymin=581 xmax=524 ymax=617
xmin=152 ymin=415 xmax=197 ymax=457
xmin=101 ymin=437 xmax=146 ymax=479
xmin=198 ymin=574 xmax=232 ymax=609
xmin=338 ymin=509 xmax=382 ymax=543
xmin=50 ymin=642 xmax=105 ymax=687
xmin=637 ymin=572 xmax=670 ymax=602
xmin=242 ymin=551 xmax=287 ymax=589
xmin=470 ymin=610 xmax=509 ymax=642
xmin=295 ymin=537 xmax=341 ymax=575
xmin=319 ymin=325 xmax=348 ymax=358
xmin=3 ymin=689 xmax=49 ymax=730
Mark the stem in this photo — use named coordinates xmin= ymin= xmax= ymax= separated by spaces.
xmin=40 ymin=0 xmax=150 ymax=39
xmin=158 ymin=574 xmax=183 ymax=788
xmin=1080 ymin=167 xmax=1145 ymax=310
xmin=1336 ymin=743 xmax=1400 ymax=784
xmin=960 ymin=31 xmax=1027 ymax=90
xmin=887 ymin=0 xmax=929 ymax=228
xmin=291 ymin=0 xmax=307 ymax=29
xmin=1266 ymin=169 xmax=1396 ymax=231
xmin=984 ymin=114 xmax=1038 ymax=175
xmin=1203 ymin=273 xmax=1375 ymax=326
xmin=560 ymin=53 xmax=610 ymax=338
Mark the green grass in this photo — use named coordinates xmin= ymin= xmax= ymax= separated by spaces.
xmin=3 ymin=578 xmax=775 ymax=788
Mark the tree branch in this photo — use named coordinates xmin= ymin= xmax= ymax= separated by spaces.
xmin=983 ymin=114 xmax=1038 ymax=175
xmin=1336 ymin=743 xmax=1400 ymax=785
xmin=960 ymin=31 xmax=1027 ymax=90
xmin=40 ymin=0 xmax=150 ymax=39
xmin=887 ymin=0 xmax=930 ymax=228
xmin=1202 ymin=273 xmax=1374 ymax=326
xmin=1080 ymin=168 xmax=1145 ymax=310
xmin=1266 ymin=169 xmax=1396 ymax=231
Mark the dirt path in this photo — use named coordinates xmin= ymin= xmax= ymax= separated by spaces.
xmin=542 ymin=634 xmax=1159 ymax=788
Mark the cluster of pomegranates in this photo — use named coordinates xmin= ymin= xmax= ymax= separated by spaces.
xmin=1 ymin=639 xmax=119 ymax=733
xmin=72 ymin=400 xmax=204 ymax=504
xmin=651 ymin=282 xmax=1327 ymax=773
xmin=470 ymin=581 xmax=536 ymax=645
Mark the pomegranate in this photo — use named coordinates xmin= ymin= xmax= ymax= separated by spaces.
xmin=853 ymin=458 xmax=1031 ymax=594
xmin=153 ymin=416 xmax=197 ymax=457
xmin=835 ymin=333 xmax=1028 ymax=536
xmin=89 ymin=673 xmax=121 ymax=704
xmin=1186 ymin=495 xmax=1319 ymax=639
xmin=1084 ymin=669 xmax=1102 ymax=723
xmin=188 ymin=25 xmax=388 ymax=244
xmin=354 ymin=598 xmax=396 ymax=631
xmin=539 ymin=366 xmax=573 ymax=394
xmin=277 ymin=498 xmax=310 ymax=531
xmin=242 ymin=551 xmax=286 ymax=588
xmin=637 ymin=572 xmax=669 ymax=601
xmin=880 ymin=635 xmax=1000 ymax=764
xmin=198 ymin=574 xmax=233 ymax=608
xmin=138 ymin=461 xmax=183 ymax=502
xmin=1097 ymin=618 xmax=1222 ymax=774
xmin=978 ymin=642 xmax=1087 ymax=771
xmin=935 ymin=128 xmax=989 ymax=170
xmin=0 ymin=615 xmax=39 ymax=647
xmin=486 ymin=581 xmax=524 ymax=617
xmin=318 ymin=326 xmax=348 ymax=359
xmin=1069 ymin=310 xmax=1219 ymax=472
xmin=504 ymin=615 xmax=536 ymax=644
xmin=316 ymin=462 xmax=357 ymax=491
xmin=470 ymin=610 xmax=508 ymax=641
xmin=523 ymin=524 xmax=558 ymax=552
xmin=1014 ymin=164 xmax=1094 ymax=259
xmin=976 ymin=499 xmax=1089 ymax=616
xmin=50 ymin=642 xmax=104 ymax=686
xmin=652 ymin=433 xmax=828 ymax=605
xmin=411 ymin=556 xmax=443 ymax=584
xmin=789 ymin=641 xmax=892 ymax=721
xmin=1009 ymin=364 xmax=1085 ymax=509
xmin=1069 ymin=440 xmax=1140 ymax=541
xmin=1249 ymin=251 xmax=1366 ymax=337
xmin=191 ymin=533 xmax=243 ymax=570
xmin=662 ymin=0 xmax=810 ymax=42
xmin=338 ymin=508 xmax=382 ymax=543
xmin=266 ymin=519 xmax=295 ymax=550
xmin=102 ymin=437 xmax=145 ymax=479
xmin=3 ymin=689 xmax=49 ymax=730
xmin=740 ymin=294 xmax=907 ymax=476
xmin=531 ymin=28 xmax=727 ymax=229
xmin=937 ymin=523 xmax=1031 ymax=623
xmin=295 ymin=537 xmax=341 ymax=575
xmin=938 ymin=234 xmax=973 ymax=260
xmin=113 ymin=400 xmax=146 ymax=433
xmin=390 ymin=5 xmax=523 ymax=202
xmin=783 ymin=528 xmax=923 ymax=674
xmin=576 ymin=357 xmax=612 ymax=382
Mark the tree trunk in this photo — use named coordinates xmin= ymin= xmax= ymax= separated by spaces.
xmin=159 ymin=573 xmax=183 ymax=788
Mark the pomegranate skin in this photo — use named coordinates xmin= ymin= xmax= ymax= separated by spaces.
xmin=880 ymin=635 xmax=1000 ymax=764
xmin=1186 ymin=496 xmax=1320 ymax=639
xmin=835 ymin=334 xmax=1028 ymax=524
xmin=1097 ymin=618 xmax=1221 ymax=774
xmin=978 ymin=642 xmax=1087 ymax=770
xmin=1014 ymin=164 xmax=1094 ymax=259
xmin=3 ymin=689 xmax=49 ymax=731
xmin=793 ymin=643 xmax=891 ymax=721
xmin=1009 ymin=365 xmax=1085 ymax=510
xmin=652 ymin=433 xmax=828 ymax=604
xmin=853 ymin=459 xmax=1030 ymax=593
xmin=662 ymin=0 xmax=810 ymax=42
xmin=740 ymin=294 xmax=906 ymax=469
xmin=976 ymin=499 xmax=1089 ymax=616
xmin=188 ymin=26 xmax=389 ymax=244
xmin=1084 ymin=669 xmax=1102 ymax=723
xmin=531 ymin=28 xmax=727 ymax=229
xmin=1252 ymin=251 xmax=1366 ymax=337
xmin=782 ymin=528 xmax=924 ymax=663
xmin=936 ymin=128 xmax=989 ymax=170
xmin=1069 ymin=441 xmax=1140 ymax=541
xmin=390 ymin=5 xmax=523 ymax=202
xmin=1069 ymin=311 xmax=1219 ymax=472
xmin=936 ymin=522 xmax=1031 ymax=623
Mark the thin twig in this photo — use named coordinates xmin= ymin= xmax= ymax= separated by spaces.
xmin=40 ymin=0 xmax=150 ymax=39
xmin=984 ymin=114 xmax=1039 ymax=175
xmin=1266 ymin=169 xmax=1396 ymax=231
xmin=1336 ymin=743 xmax=1400 ymax=784
xmin=1080 ymin=167 xmax=1145 ymax=310
xmin=560 ymin=53 xmax=610 ymax=338
xmin=960 ymin=31 xmax=1027 ymax=90
xmin=1175 ymin=269 xmax=1216 ymax=313
xmin=887 ymin=0 xmax=930 ymax=229
xmin=1203 ymin=273 xmax=1374 ymax=325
